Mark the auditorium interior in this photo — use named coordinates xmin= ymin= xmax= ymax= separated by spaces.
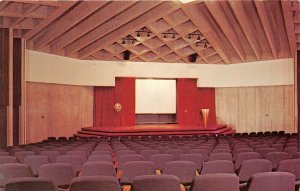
xmin=0 ymin=0 xmax=300 ymax=191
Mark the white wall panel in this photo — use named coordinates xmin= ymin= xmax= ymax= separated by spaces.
xmin=26 ymin=50 xmax=294 ymax=87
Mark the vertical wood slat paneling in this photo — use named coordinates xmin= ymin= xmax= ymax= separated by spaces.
xmin=12 ymin=106 xmax=19 ymax=146
xmin=0 ymin=29 xmax=9 ymax=148
xmin=0 ymin=107 xmax=7 ymax=149
xmin=13 ymin=38 xmax=22 ymax=146
xmin=26 ymin=82 xmax=93 ymax=143
xmin=297 ymin=51 xmax=300 ymax=139
xmin=13 ymin=38 xmax=22 ymax=106
xmin=7 ymin=28 xmax=13 ymax=146
xmin=0 ymin=29 xmax=9 ymax=106
xmin=216 ymin=85 xmax=295 ymax=133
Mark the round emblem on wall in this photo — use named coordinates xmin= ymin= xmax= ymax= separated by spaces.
xmin=114 ymin=103 xmax=122 ymax=112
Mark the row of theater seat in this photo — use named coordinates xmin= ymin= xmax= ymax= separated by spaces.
xmin=1 ymin=154 xmax=299 ymax=188
xmin=0 ymin=131 xmax=299 ymax=191
xmin=2 ymin=172 xmax=297 ymax=191
xmin=109 ymin=132 xmax=299 ymax=191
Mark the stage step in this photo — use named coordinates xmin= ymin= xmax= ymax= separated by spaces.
xmin=223 ymin=129 xmax=236 ymax=135
xmin=73 ymin=133 xmax=99 ymax=138
xmin=75 ymin=125 xmax=235 ymax=138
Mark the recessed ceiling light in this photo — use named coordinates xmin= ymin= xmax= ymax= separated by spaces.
xmin=178 ymin=0 xmax=197 ymax=4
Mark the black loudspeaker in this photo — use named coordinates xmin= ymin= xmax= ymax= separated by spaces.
xmin=123 ymin=50 xmax=131 ymax=60
xmin=189 ymin=53 xmax=198 ymax=63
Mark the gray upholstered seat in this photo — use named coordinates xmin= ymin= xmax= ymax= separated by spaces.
xmin=81 ymin=161 xmax=116 ymax=177
xmin=70 ymin=176 xmax=121 ymax=191
xmin=132 ymin=174 xmax=180 ymax=191
xmin=4 ymin=177 xmax=57 ymax=191
xmin=191 ymin=173 xmax=240 ymax=191
xmin=39 ymin=163 xmax=75 ymax=189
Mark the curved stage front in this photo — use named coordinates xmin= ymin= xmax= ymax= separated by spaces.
xmin=75 ymin=124 xmax=235 ymax=137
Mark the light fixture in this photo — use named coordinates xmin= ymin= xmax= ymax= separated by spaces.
xmin=187 ymin=32 xmax=203 ymax=41
xmin=161 ymin=32 xmax=178 ymax=39
xmin=195 ymin=39 xmax=209 ymax=48
xmin=135 ymin=28 xmax=152 ymax=38
xmin=121 ymin=36 xmax=137 ymax=45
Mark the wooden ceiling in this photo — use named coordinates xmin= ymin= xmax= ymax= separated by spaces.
xmin=0 ymin=0 xmax=296 ymax=64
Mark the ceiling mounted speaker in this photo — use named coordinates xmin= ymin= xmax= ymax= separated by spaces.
xmin=123 ymin=50 xmax=131 ymax=60
xmin=189 ymin=53 xmax=198 ymax=62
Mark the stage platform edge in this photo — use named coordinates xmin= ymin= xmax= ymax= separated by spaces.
xmin=75 ymin=124 xmax=235 ymax=137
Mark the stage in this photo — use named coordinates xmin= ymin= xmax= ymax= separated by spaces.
xmin=75 ymin=124 xmax=235 ymax=137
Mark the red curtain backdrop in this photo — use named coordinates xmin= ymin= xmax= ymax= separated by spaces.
xmin=94 ymin=78 xmax=135 ymax=127
xmin=115 ymin=77 xmax=135 ymax=126
xmin=94 ymin=78 xmax=215 ymax=127
xmin=177 ymin=79 xmax=216 ymax=126
xmin=93 ymin=86 xmax=115 ymax=127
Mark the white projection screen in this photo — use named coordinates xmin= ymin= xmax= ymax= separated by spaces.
xmin=135 ymin=79 xmax=176 ymax=114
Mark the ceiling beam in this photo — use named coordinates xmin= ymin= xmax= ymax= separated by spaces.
xmin=13 ymin=29 xmax=22 ymax=37
xmin=206 ymin=54 xmax=222 ymax=63
xmin=271 ymin=1 xmax=291 ymax=58
xmin=65 ymin=1 xmax=164 ymax=56
xmin=205 ymin=1 xmax=246 ymax=62
xmin=23 ymin=1 xmax=77 ymax=39
xmin=200 ymin=47 xmax=217 ymax=59
xmin=229 ymin=1 xmax=262 ymax=60
xmin=33 ymin=1 xmax=108 ymax=50
xmin=92 ymin=53 xmax=107 ymax=60
xmin=14 ymin=1 xmax=63 ymax=7
xmin=0 ymin=1 xmax=9 ymax=12
xmin=281 ymin=0 xmax=296 ymax=57
xmin=158 ymin=13 xmax=209 ymax=64
xmin=77 ymin=2 xmax=181 ymax=59
xmin=10 ymin=4 xmax=39 ymax=28
xmin=247 ymin=2 xmax=273 ymax=59
xmin=12 ymin=18 xmax=36 ymax=29
xmin=50 ymin=1 xmax=137 ymax=53
xmin=0 ymin=2 xmax=22 ymax=17
xmin=93 ymin=50 xmax=114 ymax=60
xmin=219 ymin=1 xmax=258 ymax=61
xmin=294 ymin=11 xmax=300 ymax=23
xmin=255 ymin=1 xmax=277 ymax=58
xmin=291 ymin=4 xmax=300 ymax=11
xmin=182 ymin=3 xmax=231 ymax=64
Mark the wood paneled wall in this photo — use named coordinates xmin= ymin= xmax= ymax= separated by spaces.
xmin=0 ymin=29 xmax=10 ymax=148
xmin=297 ymin=51 xmax=300 ymax=139
xmin=216 ymin=85 xmax=295 ymax=133
xmin=13 ymin=38 xmax=22 ymax=146
xmin=26 ymin=82 xmax=93 ymax=143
